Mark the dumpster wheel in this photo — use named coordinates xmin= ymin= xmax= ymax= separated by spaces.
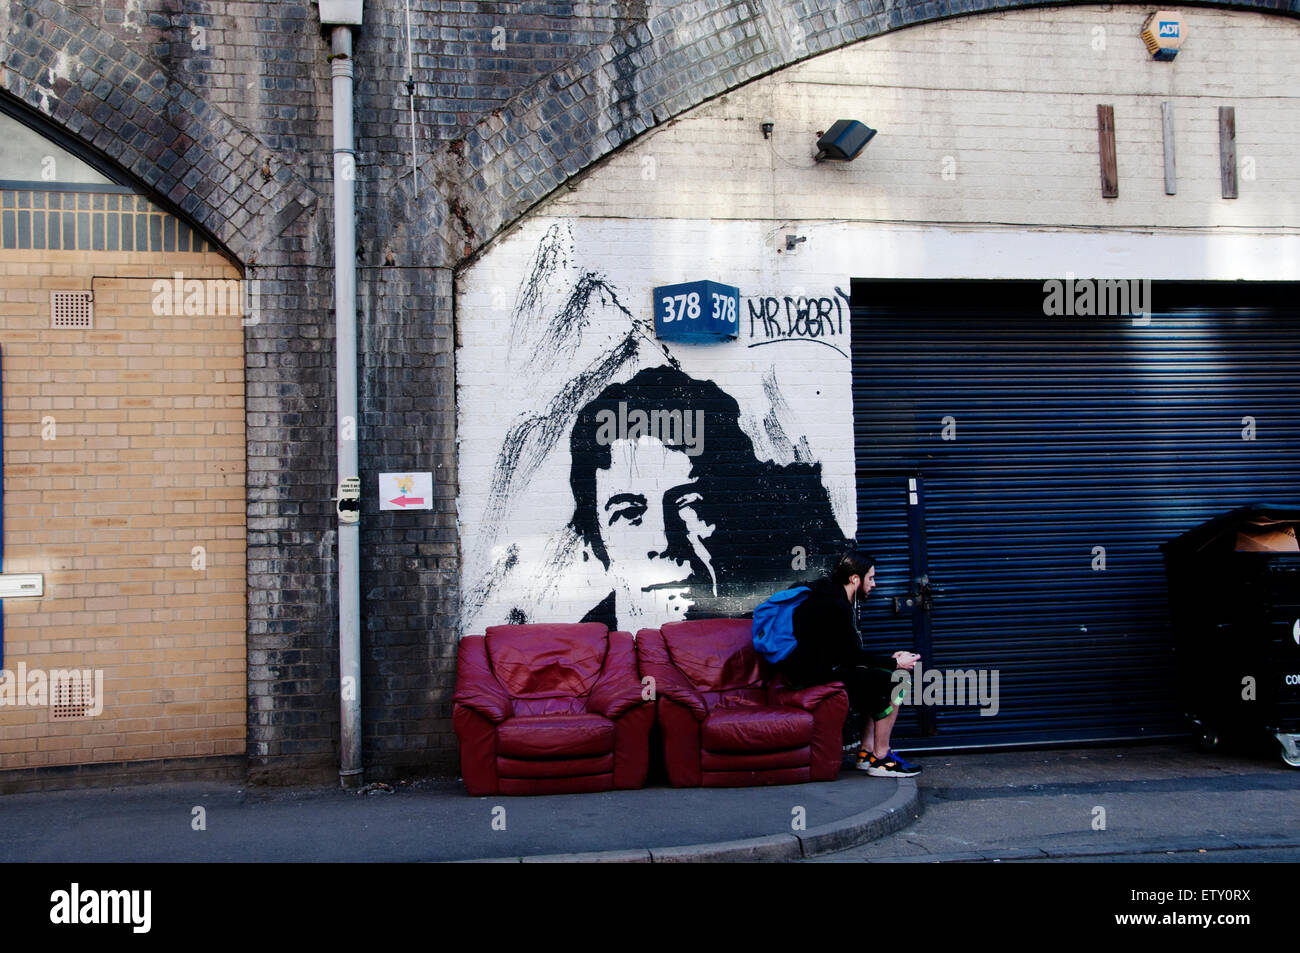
xmin=1276 ymin=732 xmax=1300 ymax=769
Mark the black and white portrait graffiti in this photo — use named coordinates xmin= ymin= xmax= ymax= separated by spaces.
xmin=568 ymin=364 xmax=850 ymax=629
xmin=457 ymin=220 xmax=856 ymax=635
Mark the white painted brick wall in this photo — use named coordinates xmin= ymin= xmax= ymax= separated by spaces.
xmin=545 ymin=7 xmax=1300 ymax=229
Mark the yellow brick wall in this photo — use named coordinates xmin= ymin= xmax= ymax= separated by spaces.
xmin=0 ymin=231 xmax=246 ymax=770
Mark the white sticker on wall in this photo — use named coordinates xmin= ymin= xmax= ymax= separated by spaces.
xmin=379 ymin=473 xmax=433 ymax=511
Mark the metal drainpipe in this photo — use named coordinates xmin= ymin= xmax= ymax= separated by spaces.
xmin=330 ymin=24 xmax=363 ymax=790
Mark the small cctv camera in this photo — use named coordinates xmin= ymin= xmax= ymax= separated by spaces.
xmin=761 ymin=118 xmax=775 ymax=139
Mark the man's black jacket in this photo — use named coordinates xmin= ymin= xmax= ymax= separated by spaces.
xmin=779 ymin=576 xmax=897 ymax=686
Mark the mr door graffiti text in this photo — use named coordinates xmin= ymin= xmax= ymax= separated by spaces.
xmin=747 ymin=287 xmax=851 ymax=356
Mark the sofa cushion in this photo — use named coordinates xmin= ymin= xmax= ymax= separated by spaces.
xmin=700 ymin=747 xmax=811 ymax=771
xmin=701 ymin=687 xmax=766 ymax=711
xmin=659 ymin=619 xmax=762 ymax=692
xmin=497 ymin=753 xmax=614 ymax=779
xmin=701 ymin=706 xmax=814 ymax=753
xmin=485 ymin=623 xmax=608 ymax=699
xmin=496 ymin=713 xmax=615 ymax=758
xmin=513 ymin=696 xmax=588 ymax=717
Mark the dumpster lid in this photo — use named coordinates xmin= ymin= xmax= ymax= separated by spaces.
xmin=1160 ymin=504 xmax=1300 ymax=557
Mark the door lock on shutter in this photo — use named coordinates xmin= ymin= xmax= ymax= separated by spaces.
xmin=893 ymin=575 xmax=940 ymax=614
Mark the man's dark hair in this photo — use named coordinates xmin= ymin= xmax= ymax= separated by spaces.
xmin=568 ymin=364 xmax=758 ymax=567
xmin=832 ymin=551 xmax=876 ymax=586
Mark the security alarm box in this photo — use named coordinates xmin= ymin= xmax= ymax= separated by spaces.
xmin=1141 ymin=11 xmax=1184 ymax=60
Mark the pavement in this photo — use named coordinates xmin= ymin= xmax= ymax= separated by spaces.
xmin=0 ymin=756 xmax=917 ymax=863
xmin=1 ymin=741 xmax=1295 ymax=863
xmin=807 ymin=741 xmax=1300 ymax=863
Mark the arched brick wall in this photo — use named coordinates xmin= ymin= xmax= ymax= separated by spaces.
xmin=453 ymin=0 xmax=1300 ymax=256
xmin=3 ymin=0 xmax=1295 ymax=785
xmin=0 ymin=0 xmax=326 ymax=786
xmin=8 ymin=0 xmax=1298 ymax=282
xmin=0 ymin=0 xmax=316 ymax=266
xmin=10 ymin=0 xmax=1297 ymax=294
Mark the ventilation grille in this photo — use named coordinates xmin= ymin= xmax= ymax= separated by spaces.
xmin=51 ymin=676 xmax=92 ymax=720
xmin=51 ymin=291 xmax=93 ymax=329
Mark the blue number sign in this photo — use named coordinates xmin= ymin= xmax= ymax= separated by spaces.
xmin=653 ymin=280 xmax=740 ymax=342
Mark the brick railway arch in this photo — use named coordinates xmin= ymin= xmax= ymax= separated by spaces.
xmin=454 ymin=0 xmax=1300 ymax=261
xmin=10 ymin=1 xmax=1295 ymax=269
xmin=0 ymin=0 xmax=317 ymax=270
xmin=1 ymin=0 xmax=319 ymax=786
xmin=0 ymin=21 xmax=258 ymax=779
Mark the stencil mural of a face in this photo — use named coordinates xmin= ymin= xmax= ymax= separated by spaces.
xmin=594 ymin=436 xmax=717 ymax=624
xmin=568 ymin=364 xmax=850 ymax=631
xmin=458 ymin=223 xmax=853 ymax=636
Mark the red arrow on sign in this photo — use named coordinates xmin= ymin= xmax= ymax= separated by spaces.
xmin=389 ymin=495 xmax=425 ymax=507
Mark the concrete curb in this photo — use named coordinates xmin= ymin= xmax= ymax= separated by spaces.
xmin=521 ymin=849 xmax=654 ymax=863
xmin=650 ymin=833 xmax=804 ymax=863
xmin=798 ymin=777 xmax=920 ymax=856
xmin=462 ymin=777 xmax=922 ymax=864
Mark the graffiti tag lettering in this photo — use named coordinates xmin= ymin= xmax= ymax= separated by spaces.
xmin=745 ymin=287 xmax=851 ymax=356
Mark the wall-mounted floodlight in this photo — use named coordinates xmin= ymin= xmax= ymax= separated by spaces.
xmin=815 ymin=120 xmax=877 ymax=161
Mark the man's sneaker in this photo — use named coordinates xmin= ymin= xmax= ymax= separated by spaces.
xmin=886 ymin=749 xmax=922 ymax=775
xmin=860 ymin=751 xmax=920 ymax=778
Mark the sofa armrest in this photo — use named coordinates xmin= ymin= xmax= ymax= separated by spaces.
xmin=452 ymin=635 xmax=514 ymax=723
xmin=587 ymin=630 xmax=648 ymax=720
xmin=768 ymin=680 xmax=846 ymax=712
xmin=634 ymin=627 xmax=708 ymax=721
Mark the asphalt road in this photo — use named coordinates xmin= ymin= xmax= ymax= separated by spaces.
xmin=808 ymin=741 xmax=1300 ymax=862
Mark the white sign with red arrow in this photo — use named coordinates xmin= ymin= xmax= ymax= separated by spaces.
xmin=379 ymin=472 xmax=433 ymax=511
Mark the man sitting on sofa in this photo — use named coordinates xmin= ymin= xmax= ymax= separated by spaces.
xmin=776 ymin=552 xmax=922 ymax=778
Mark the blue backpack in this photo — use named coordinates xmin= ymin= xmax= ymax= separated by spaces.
xmin=751 ymin=586 xmax=811 ymax=664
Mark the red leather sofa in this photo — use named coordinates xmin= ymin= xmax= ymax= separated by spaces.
xmin=452 ymin=622 xmax=653 ymax=796
xmin=636 ymin=618 xmax=849 ymax=787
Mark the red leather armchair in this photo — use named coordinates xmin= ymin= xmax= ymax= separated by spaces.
xmin=637 ymin=619 xmax=848 ymax=787
xmin=453 ymin=623 xmax=654 ymax=796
